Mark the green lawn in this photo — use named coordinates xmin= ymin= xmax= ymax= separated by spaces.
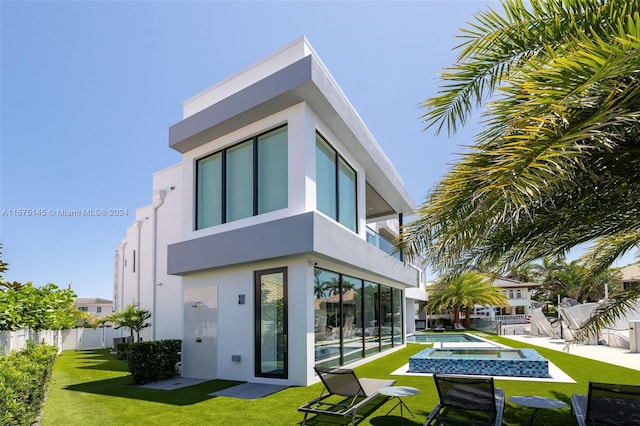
xmin=40 ymin=334 xmax=640 ymax=425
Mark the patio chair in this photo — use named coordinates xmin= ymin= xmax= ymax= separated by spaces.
xmin=425 ymin=374 xmax=504 ymax=426
xmin=571 ymin=381 xmax=640 ymax=426
xmin=454 ymin=323 xmax=466 ymax=330
xmin=298 ymin=366 xmax=395 ymax=425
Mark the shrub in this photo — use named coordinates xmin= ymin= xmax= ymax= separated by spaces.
xmin=0 ymin=342 xmax=57 ymax=426
xmin=116 ymin=342 xmax=132 ymax=360
xmin=128 ymin=339 xmax=181 ymax=384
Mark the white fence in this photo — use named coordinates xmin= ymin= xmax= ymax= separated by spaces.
xmin=0 ymin=327 xmax=116 ymax=356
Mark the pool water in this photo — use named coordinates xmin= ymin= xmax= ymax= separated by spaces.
xmin=427 ymin=348 xmax=525 ymax=359
xmin=406 ymin=333 xmax=483 ymax=343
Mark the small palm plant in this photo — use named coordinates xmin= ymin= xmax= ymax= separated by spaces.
xmin=101 ymin=304 xmax=151 ymax=342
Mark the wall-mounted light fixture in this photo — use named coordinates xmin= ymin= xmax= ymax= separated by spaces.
xmin=238 ymin=294 xmax=245 ymax=305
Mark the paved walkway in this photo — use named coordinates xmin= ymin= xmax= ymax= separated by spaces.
xmin=501 ymin=334 xmax=640 ymax=372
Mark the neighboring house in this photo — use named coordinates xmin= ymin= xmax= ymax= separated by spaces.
xmin=114 ymin=37 xmax=424 ymax=386
xmin=491 ymin=277 xmax=540 ymax=316
xmin=74 ymin=297 xmax=113 ymax=319
xmin=620 ymin=263 xmax=640 ymax=291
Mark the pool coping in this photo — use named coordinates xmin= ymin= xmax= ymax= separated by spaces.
xmin=398 ymin=334 xmax=575 ymax=383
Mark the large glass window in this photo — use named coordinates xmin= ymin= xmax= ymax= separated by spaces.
xmin=196 ymin=153 xmax=222 ymax=229
xmin=338 ymin=158 xmax=357 ymax=231
xmin=316 ymin=135 xmax=337 ymax=219
xmin=226 ymin=140 xmax=253 ymax=222
xmin=195 ymin=125 xmax=288 ymax=229
xmin=315 ymin=133 xmax=357 ymax=232
xmin=313 ymin=267 xmax=403 ymax=369
xmin=258 ymin=127 xmax=288 ymax=214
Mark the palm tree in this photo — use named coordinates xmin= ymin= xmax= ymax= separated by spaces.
xmin=397 ymin=0 xmax=640 ymax=340
xmin=102 ymin=304 xmax=151 ymax=342
xmin=426 ymin=271 xmax=509 ymax=328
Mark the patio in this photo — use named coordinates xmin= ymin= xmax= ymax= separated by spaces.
xmin=39 ymin=333 xmax=640 ymax=425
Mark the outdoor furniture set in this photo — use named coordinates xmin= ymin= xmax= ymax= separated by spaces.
xmin=298 ymin=367 xmax=640 ymax=425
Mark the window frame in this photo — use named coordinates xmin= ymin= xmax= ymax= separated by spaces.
xmin=195 ymin=124 xmax=288 ymax=230
xmin=315 ymin=132 xmax=358 ymax=233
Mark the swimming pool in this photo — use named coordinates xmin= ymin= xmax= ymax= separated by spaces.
xmin=408 ymin=347 xmax=551 ymax=378
xmin=406 ymin=333 xmax=484 ymax=343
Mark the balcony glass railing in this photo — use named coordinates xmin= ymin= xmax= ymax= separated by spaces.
xmin=366 ymin=227 xmax=400 ymax=260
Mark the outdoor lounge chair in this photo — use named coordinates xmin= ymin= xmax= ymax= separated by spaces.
xmin=454 ymin=323 xmax=466 ymax=330
xmin=571 ymin=381 xmax=640 ymax=426
xmin=298 ymin=366 xmax=396 ymax=425
xmin=425 ymin=374 xmax=505 ymax=426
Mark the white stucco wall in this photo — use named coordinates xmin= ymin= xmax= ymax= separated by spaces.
xmin=181 ymin=256 xmax=312 ymax=386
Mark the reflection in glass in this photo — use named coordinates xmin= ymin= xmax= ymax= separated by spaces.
xmin=363 ymin=281 xmax=380 ymax=356
xmin=313 ymin=269 xmax=341 ymax=368
xmin=380 ymin=286 xmax=393 ymax=351
xmin=392 ymin=287 xmax=403 ymax=345
xmin=257 ymin=269 xmax=286 ymax=378
xmin=342 ymin=275 xmax=363 ymax=364
xmin=313 ymin=268 xmax=402 ymax=368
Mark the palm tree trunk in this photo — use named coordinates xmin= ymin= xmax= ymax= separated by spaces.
xmin=464 ymin=306 xmax=472 ymax=328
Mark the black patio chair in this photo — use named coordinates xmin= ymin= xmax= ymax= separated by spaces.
xmin=571 ymin=381 xmax=640 ymax=426
xmin=425 ymin=374 xmax=504 ymax=426
xmin=298 ymin=366 xmax=395 ymax=425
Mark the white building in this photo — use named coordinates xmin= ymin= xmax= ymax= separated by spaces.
xmin=74 ymin=297 xmax=113 ymax=319
xmin=114 ymin=37 xmax=425 ymax=386
xmin=492 ymin=277 xmax=539 ymax=316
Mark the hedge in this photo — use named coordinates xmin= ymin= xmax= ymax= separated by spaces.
xmin=0 ymin=341 xmax=58 ymax=426
xmin=128 ymin=339 xmax=182 ymax=384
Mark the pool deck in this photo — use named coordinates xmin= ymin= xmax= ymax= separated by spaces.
xmin=501 ymin=334 xmax=640 ymax=372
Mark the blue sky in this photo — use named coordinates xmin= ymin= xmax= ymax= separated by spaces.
xmin=1 ymin=1 xmax=635 ymax=299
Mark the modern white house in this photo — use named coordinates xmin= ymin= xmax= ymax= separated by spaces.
xmin=113 ymin=37 xmax=425 ymax=386
xmin=492 ymin=277 xmax=540 ymax=317
xmin=73 ymin=297 xmax=113 ymax=319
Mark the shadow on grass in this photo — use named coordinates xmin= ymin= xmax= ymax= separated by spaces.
xmin=71 ymin=349 xmax=131 ymax=373
xmin=501 ymin=389 xmax=574 ymax=425
xmin=65 ymin=376 xmax=243 ymax=406
xmin=299 ymin=395 xmax=392 ymax=425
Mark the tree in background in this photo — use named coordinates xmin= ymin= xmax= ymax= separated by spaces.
xmin=102 ymin=304 xmax=151 ymax=342
xmin=426 ymin=271 xmax=508 ymax=328
xmin=0 ymin=244 xmax=80 ymax=331
xmin=397 ymin=0 xmax=640 ymax=340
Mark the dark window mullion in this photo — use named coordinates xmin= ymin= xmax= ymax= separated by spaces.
xmin=253 ymin=137 xmax=259 ymax=216
xmin=221 ymin=151 xmax=227 ymax=223
xmin=334 ymin=150 xmax=340 ymax=221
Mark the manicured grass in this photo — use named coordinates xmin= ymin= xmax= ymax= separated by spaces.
xmin=41 ymin=334 xmax=640 ymax=425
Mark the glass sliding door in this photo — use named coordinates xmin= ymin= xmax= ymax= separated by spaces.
xmin=392 ymin=288 xmax=403 ymax=345
xmin=342 ymin=275 xmax=363 ymax=364
xmin=255 ymin=268 xmax=287 ymax=379
xmin=363 ymin=281 xmax=380 ymax=356
xmin=314 ymin=269 xmax=341 ymax=368
xmin=380 ymin=286 xmax=393 ymax=351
